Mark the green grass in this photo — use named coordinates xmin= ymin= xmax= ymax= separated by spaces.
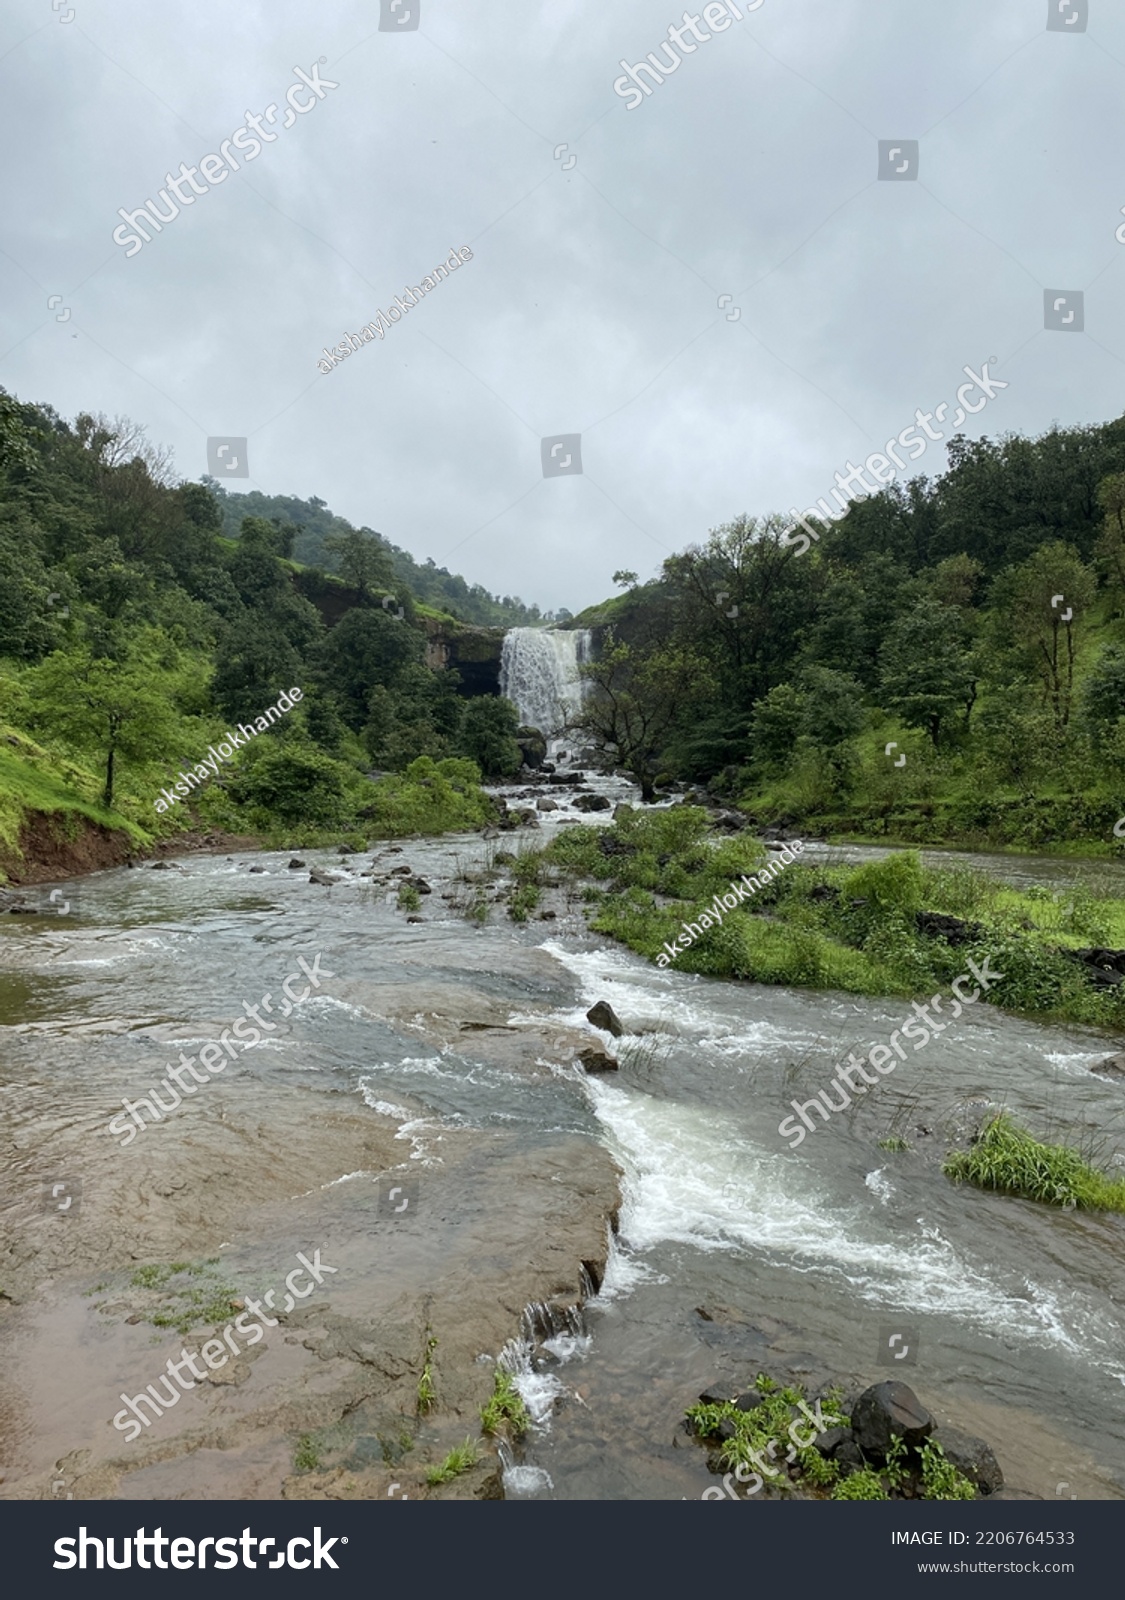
xmin=424 ymin=1438 xmax=480 ymax=1486
xmin=944 ymin=1112 xmax=1125 ymax=1211
xmin=294 ymin=1435 xmax=321 ymax=1473
xmin=396 ymin=882 xmax=422 ymax=912
xmin=417 ymin=1333 xmax=438 ymax=1416
xmin=0 ymin=736 xmax=146 ymax=871
xmin=480 ymin=1369 xmax=531 ymax=1437
xmin=126 ymin=1260 xmax=237 ymax=1335
xmin=530 ymin=810 xmax=1125 ymax=1028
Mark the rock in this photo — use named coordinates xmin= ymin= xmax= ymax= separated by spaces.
xmin=574 ymin=793 xmax=611 ymax=813
xmin=1065 ymin=947 xmax=1125 ymax=987
xmin=309 ymin=869 xmax=342 ymax=887
xmin=408 ymin=877 xmax=432 ymax=894
xmin=516 ymin=726 xmax=548 ymax=769
xmin=813 ymin=1426 xmax=849 ymax=1457
xmin=1094 ymin=1053 xmax=1125 ymax=1078
xmin=150 ymin=861 xmax=173 ymax=870
xmin=540 ymin=763 xmax=556 ymax=774
xmin=288 ymin=859 xmax=306 ymax=869
xmin=538 ymin=910 xmax=557 ymax=920
xmin=733 ymin=1390 xmax=762 ymax=1412
xmin=577 ymin=1047 xmax=618 ymax=1073
xmin=248 ymin=866 xmax=266 ymax=874
xmin=406 ymin=916 xmax=424 ymax=924
xmin=338 ymin=845 xmax=358 ymax=855
xmin=851 ymin=1381 xmax=934 ymax=1458
xmin=390 ymin=865 xmax=413 ymax=876
xmin=835 ymin=1440 xmax=865 ymax=1473
xmin=586 ymin=1000 xmax=625 ymax=1037
xmin=928 ymin=1427 xmax=1003 ymax=1494
xmin=697 ymin=1385 xmax=731 ymax=1406
xmin=613 ymin=804 xmax=634 ymax=822
xmin=495 ymin=851 xmax=516 ymax=865
xmin=915 ymin=910 xmax=984 ymax=945
xmin=537 ymin=798 xmax=559 ymax=812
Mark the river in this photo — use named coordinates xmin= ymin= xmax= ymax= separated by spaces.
xmin=1 ymin=751 xmax=1123 ymax=1501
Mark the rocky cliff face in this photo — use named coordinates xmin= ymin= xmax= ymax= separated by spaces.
xmin=422 ymin=620 xmax=505 ymax=696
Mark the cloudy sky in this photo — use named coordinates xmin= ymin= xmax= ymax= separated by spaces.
xmin=2 ymin=0 xmax=1124 ymax=611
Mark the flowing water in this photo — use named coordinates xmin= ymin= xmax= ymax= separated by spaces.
xmin=3 ymin=740 xmax=1125 ymax=1498
xmin=499 ymin=628 xmax=592 ymax=735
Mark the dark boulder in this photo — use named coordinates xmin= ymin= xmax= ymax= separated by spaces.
xmin=733 ymin=1390 xmax=762 ymax=1412
xmin=309 ymin=869 xmax=342 ymax=887
xmin=1065 ymin=947 xmax=1125 ymax=987
xmin=928 ymin=1426 xmax=1003 ymax=1494
xmin=408 ymin=877 xmax=432 ymax=894
xmin=536 ymin=798 xmax=559 ymax=812
xmin=813 ymin=1426 xmax=850 ymax=1457
xmin=577 ymin=1046 xmax=618 ymax=1074
xmin=852 ymin=1381 xmax=934 ymax=1458
xmin=288 ymin=858 xmax=306 ymax=869
xmin=915 ymin=910 xmax=984 ymax=945
xmin=586 ymin=1000 xmax=625 ymax=1036
xmin=574 ymin=793 xmax=612 ymax=812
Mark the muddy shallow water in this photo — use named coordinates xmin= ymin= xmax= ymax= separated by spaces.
xmin=1 ymin=789 xmax=1124 ymax=1500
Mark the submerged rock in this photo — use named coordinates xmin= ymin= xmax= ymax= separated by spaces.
xmin=578 ymin=1046 xmax=618 ymax=1074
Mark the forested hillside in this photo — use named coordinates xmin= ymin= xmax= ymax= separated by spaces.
xmin=0 ymin=389 xmax=525 ymax=872
xmin=574 ymin=417 xmax=1125 ymax=846
xmin=205 ymin=480 xmax=570 ymax=629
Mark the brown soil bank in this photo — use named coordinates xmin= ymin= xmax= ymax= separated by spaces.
xmin=0 ymin=811 xmax=258 ymax=889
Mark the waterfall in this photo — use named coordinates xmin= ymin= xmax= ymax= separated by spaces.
xmin=499 ymin=628 xmax=592 ymax=734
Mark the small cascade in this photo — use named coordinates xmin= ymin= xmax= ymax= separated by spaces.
xmin=499 ymin=628 xmax=592 ymax=735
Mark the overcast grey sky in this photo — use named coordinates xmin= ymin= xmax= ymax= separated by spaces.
xmin=3 ymin=0 xmax=1125 ymax=611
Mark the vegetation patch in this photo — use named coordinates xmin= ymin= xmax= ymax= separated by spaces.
xmin=944 ymin=1112 xmax=1125 ymax=1212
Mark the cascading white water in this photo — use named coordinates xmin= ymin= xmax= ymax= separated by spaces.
xmin=499 ymin=628 xmax=592 ymax=734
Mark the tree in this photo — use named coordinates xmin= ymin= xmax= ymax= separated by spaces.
xmin=575 ymin=631 xmax=715 ymax=801
xmin=878 ymin=599 xmax=976 ymax=745
xmin=612 ymin=570 xmax=639 ymax=589
xmin=991 ymin=543 xmax=1096 ymax=728
xmin=21 ymin=636 xmax=191 ymax=808
xmin=458 ymin=696 xmax=522 ymax=777
xmin=315 ymin=607 xmax=422 ymax=730
xmin=324 ymin=527 xmax=396 ymax=599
